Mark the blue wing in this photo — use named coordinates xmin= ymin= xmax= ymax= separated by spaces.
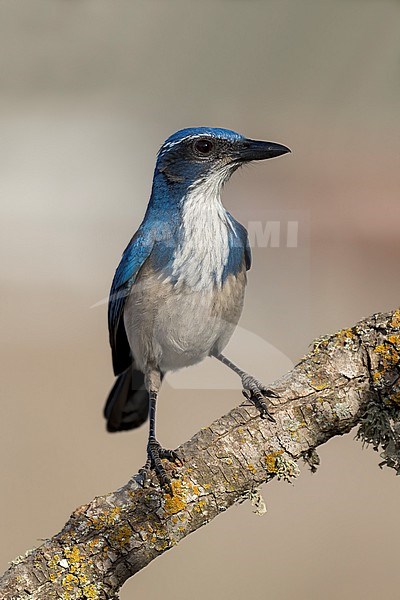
xmin=224 ymin=213 xmax=252 ymax=277
xmin=243 ymin=227 xmax=252 ymax=270
xmin=108 ymin=225 xmax=154 ymax=375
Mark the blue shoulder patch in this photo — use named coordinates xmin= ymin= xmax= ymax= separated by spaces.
xmin=239 ymin=221 xmax=252 ymax=271
xmin=223 ymin=214 xmax=251 ymax=280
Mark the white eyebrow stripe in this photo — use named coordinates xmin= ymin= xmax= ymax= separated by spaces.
xmin=160 ymin=133 xmax=212 ymax=153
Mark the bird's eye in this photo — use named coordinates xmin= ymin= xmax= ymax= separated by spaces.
xmin=192 ymin=138 xmax=215 ymax=157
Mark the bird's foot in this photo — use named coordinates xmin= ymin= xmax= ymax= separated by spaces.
xmin=139 ymin=438 xmax=183 ymax=494
xmin=241 ymin=375 xmax=277 ymax=422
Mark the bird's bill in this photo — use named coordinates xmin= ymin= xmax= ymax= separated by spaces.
xmin=239 ymin=139 xmax=291 ymax=162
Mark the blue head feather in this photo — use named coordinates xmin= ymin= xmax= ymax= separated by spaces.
xmin=149 ymin=127 xmax=245 ymax=208
xmin=160 ymin=127 xmax=244 ymax=150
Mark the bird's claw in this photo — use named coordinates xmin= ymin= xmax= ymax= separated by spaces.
xmin=241 ymin=376 xmax=277 ymax=422
xmin=139 ymin=439 xmax=183 ymax=493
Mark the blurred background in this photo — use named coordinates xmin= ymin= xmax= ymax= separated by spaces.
xmin=1 ymin=1 xmax=399 ymax=598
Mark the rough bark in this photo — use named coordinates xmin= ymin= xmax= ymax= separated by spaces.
xmin=1 ymin=309 xmax=400 ymax=600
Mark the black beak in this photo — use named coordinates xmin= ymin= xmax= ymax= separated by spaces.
xmin=239 ymin=139 xmax=291 ymax=162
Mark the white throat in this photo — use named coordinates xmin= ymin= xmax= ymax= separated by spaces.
xmin=171 ymin=170 xmax=233 ymax=291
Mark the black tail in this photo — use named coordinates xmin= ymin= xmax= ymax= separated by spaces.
xmin=104 ymin=366 xmax=149 ymax=432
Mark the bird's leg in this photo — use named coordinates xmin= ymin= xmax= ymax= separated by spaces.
xmin=139 ymin=370 xmax=182 ymax=493
xmin=213 ymin=353 xmax=277 ymax=422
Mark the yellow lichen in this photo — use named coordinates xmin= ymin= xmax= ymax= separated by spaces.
xmin=164 ymin=480 xmax=187 ymax=515
xmin=265 ymin=452 xmax=300 ymax=482
xmin=265 ymin=450 xmax=284 ymax=473
xmin=64 ymin=545 xmax=83 ymax=564
xmin=373 ymin=342 xmax=399 ymax=382
xmin=193 ymin=499 xmax=207 ymax=513
xmin=285 ymin=418 xmax=306 ymax=441
xmin=47 ymin=554 xmax=60 ymax=571
xmin=163 ymin=476 xmax=203 ymax=515
xmin=57 ymin=544 xmax=100 ymax=599
xmin=154 ymin=539 xmax=169 ymax=552
xmin=92 ymin=506 xmax=122 ymax=530
xmin=62 ymin=572 xmax=79 ymax=590
xmin=390 ymin=309 xmax=400 ymax=329
xmin=336 ymin=328 xmax=355 ymax=344
xmin=375 ymin=343 xmax=399 ymax=364
xmin=46 ymin=554 xmax=63 ymax=584
xmin=312 ymin=336 xmax=329 ymax=353
xmin=310 ymin=378 xmax=328 ymax=391
xmin=83 ymin=584 xmax=99 ymax=599
xmin=388 ymin=334 xmax=400 ymax=347
xmin=109 ymin=522 xmax=133 ymax=548
xmin=87 ymin=538 xmax=101 ymax=551
xmin=247 ymin=463 xmax=256 ymax=473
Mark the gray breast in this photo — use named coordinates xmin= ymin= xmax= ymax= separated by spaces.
xmin=123 ymin=261 xmax=246 ymax=373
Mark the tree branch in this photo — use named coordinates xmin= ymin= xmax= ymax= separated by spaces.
xmin=2 ymin=309 xmax=400 ymax=599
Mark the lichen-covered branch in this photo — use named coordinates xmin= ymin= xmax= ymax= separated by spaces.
xmin=2 ymin=309 xmax=400 ymax=600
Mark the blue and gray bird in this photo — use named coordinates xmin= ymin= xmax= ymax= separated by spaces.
xmin=104 ymin=127 xmax=290 ymax=490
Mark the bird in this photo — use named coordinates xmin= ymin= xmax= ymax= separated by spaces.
xmin=104 ymin=127 xmax=290 ymax=491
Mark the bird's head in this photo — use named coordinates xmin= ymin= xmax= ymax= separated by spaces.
xmin=155 ymin=127 xmax=290 ymax=191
